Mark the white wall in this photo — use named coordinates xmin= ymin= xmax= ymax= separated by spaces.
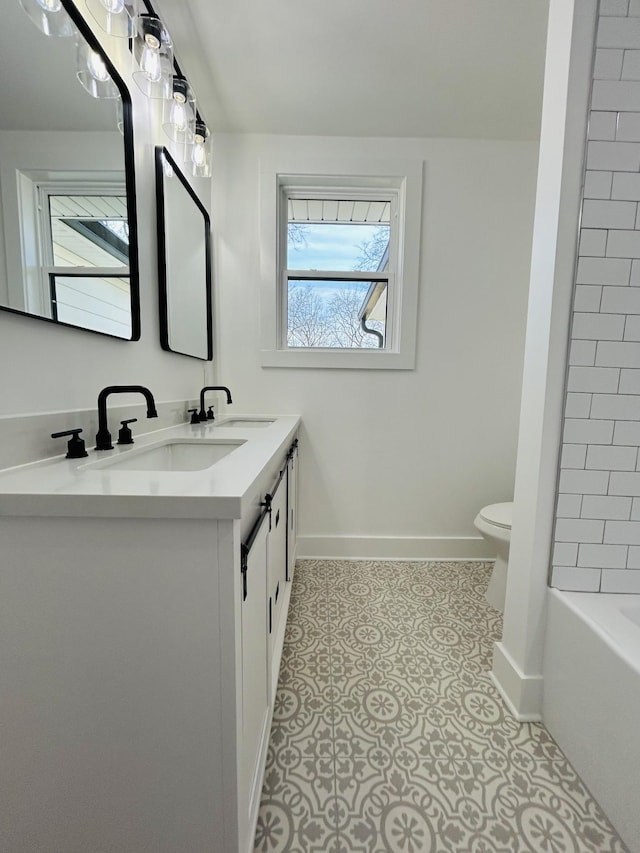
xmin=212 ymin=134 xmax=538 ymax=556
xmin=493 ymin=0 xmax=596 ymax=721
xmin=0 ymin=2 xmax=213 ymax=419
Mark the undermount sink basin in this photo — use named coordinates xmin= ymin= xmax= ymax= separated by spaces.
xmin=216 ymin=419 xmax=274 ymax=428
xmin=87 ymin=439 xmax=246 ymax=472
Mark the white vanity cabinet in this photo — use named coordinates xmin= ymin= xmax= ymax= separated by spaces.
xmin=0 ymin=420 xmax=300 ymax=853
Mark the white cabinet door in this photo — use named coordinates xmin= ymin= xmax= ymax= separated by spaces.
xmin=267 ymin=472 xmax=287 ymax=703
xmin=240 ymin=514 xmax=270 ymax=831
xmin=287 ymin=441 xmax=298 ymax=584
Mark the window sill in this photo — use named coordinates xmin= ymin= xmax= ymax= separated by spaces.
xmin=260 ymin=348 xmax=416 ymax=370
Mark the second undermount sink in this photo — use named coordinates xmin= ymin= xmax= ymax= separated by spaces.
xmin=216 ymin=418 xmax=274 ymax=428
xmin=87 ymin=439 xmax=246 ymax=472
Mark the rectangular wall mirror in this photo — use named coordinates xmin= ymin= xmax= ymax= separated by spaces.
xmin=155 ymin=146 xmax=212 ymax=360
xmin=0 ymin=0 xmax=140 ymax=340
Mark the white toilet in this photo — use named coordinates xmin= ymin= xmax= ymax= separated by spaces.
xmin=473 ymin=502 xmax=513 ymax=612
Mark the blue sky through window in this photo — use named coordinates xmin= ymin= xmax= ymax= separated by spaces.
xmin=287 ymin=223 xmax=385 ymax=271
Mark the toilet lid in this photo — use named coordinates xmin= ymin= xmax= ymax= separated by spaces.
xmin=479 ymin=502 xmax=513 ymax=529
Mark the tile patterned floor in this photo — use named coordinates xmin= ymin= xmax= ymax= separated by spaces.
xmin=254 ymin=559 xmax=629 ymax=853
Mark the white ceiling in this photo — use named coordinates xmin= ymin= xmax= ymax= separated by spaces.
xmin=155 ymin=0 xmax=550 ymax=141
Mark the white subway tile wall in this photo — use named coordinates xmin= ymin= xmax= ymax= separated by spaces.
xmin=552 ymin=4 xmax=640 ymax=591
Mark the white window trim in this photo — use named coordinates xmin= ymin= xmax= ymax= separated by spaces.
xmin=259 ymin=155 xmax=423 ymax=370
xmin=13 ymin=174 xmax=127 ymax=317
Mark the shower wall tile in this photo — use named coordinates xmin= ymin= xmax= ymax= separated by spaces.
xmin=553 ymin=4 xmax=640 ymax=592
xmin=551 ymin=566 xmax=602 ymax=591
xmin=601 ymin=284 xmax=640 ymax=311
xmin=570 ymin=340 xmax=597 ymax=365
xmin=574 ymin=285 xmax=604 ymax=312
xmin=594 ymin=48 xmax=624 ymax=79
xmin=613 ymin=420 xmax=640 ymax=442
xmin=586 ymin=140 xmax=640 ymax=170
xmin=553 ymin=542 xmax=578 ymax=565
xmin=601 ymin=568 xmax=640 ymax=590
xmin=612 ymin=171 xmax=640 ymax=198
xmin=585 ymin=443 xmax=638 ymax=469
xmin=567 ymin=365 xmax=617 ymax=391
xmin=572 ymin=312 xmax=625 ymax=339
xmin=577 ymin=256 xmax=630 ymax=283
xmin=622 ymin=49 xmax=640 ymax=78
xmin=581 ymin=494 xmax=632 ymax=518
xmin=597 ymin=16 xmax=640 ymax=49
xmin=556 ymin=493 xmax=583 ymax=517
xmin=563 ymin=418 xmax=613 ymax=444
xmin=585 ymin=169 xmax=614 ymax=197
xmin=596 ymin=339 xmax=640 ymax=364
xmin=579 ymin=228 xmax=608 ymax=254
xmin=561 ymin=443 xmax=587 ymax=468
xmin=601 ymin=0 xmax=629 ymax=17
xmin=578 ymin=542 xmax=628 ymax=567
xmin=616 ymin=111 xmax=640 ymax=138
xmin=555 ymin=518 xmax=604 ymax=542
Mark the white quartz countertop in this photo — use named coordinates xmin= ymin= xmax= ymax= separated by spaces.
xmin=0 ymin=415 xmax=300 ymax=520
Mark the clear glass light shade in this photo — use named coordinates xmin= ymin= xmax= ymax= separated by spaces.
xmin=85 ymin=0 xmax=133 ymax=38
xmin=132 ymin=14 xmax=173 ymax=99
xmin=160 ymin=151 xmax=174 ymax=178
xmin=76 ymin=37 xmax=120 ymax=99
xmin=190 ymin=121 xmax=212 ymax=179
xmin=18 ymin=0 xmax=76 ymax=37
xmin=162 ymin=77 xmax=196 ymax=143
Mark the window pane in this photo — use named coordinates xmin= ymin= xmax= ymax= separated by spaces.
xmin=287 ymin=279 xmax=386 ymax=349
xmin=48 ymin=195 xmax=129 ymax=268
xmin=287 ymin=197 xmax=390 ymax=272
xmin=51 ymin=274 xmax=131 ymax=338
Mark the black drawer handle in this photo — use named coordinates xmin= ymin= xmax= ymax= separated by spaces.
xmin=275 ymin=509 xmax=280 ymax=527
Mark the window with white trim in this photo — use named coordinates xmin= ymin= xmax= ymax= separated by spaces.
xmin=37 ymin=182 xmax=131 ymax=338
xmin=260 ymin=159 xmax=423 ymax=370
xmin=284 ymin=189 xmax=395 ymax=350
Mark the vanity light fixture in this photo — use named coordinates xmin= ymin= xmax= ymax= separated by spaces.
xmin=190 ymin=120 xmax=212 ymax=178
xmin=76 ymin=36 xmax=120 ymax=98
xmin=85 ymin=0 xmax=133 ymax=39
xmin=132 ymin=12 xmax=173 ymax=98
xmin=18 ymin=0 xmax=76 ymax=37
xmin=162 ymin=76 xmax=196 ymax=143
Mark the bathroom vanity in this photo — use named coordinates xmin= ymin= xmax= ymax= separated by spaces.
xmin=0 ymin=415 xmax=299 ymax=853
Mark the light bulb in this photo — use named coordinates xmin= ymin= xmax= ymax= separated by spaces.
xmin=100 ymin=0 xmax=125 ymax=12
xmin=36 ymin=0 xmax=62 ymax=10
xmin=161 ymin=154 xmax=174 ymax=178
xmin=140 ymin=38 xmax=161 ymax=82
xmin=169 ymin=98 xmax=187 ymax=132
xmin=192 ymin=137 xmax=206 ymax=169
xmin=87 ymin=50 xmax=110 ymax=82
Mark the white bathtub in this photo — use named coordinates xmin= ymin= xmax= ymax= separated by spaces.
xmin=543 ymin=588 xmax=640 ymax=852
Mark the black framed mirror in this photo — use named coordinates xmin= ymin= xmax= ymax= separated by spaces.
xmin=0 ymin=0 xmax=140 ymax=340
xmin=155 ymin=146 xmax=212 ymax=360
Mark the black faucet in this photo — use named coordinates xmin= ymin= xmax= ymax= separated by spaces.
xmin=197 ymin=386 xmax=232 ymax=422
xmin=95 ymin=385 xmax=158 ymax=451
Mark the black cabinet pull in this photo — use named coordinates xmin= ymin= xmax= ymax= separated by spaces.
xmin=275 ymin=509 xmax=280 ymax=527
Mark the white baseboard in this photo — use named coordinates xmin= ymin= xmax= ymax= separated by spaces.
xmin=297 ymin=535 xmax=493 ymax=560
xmin=491 ymin=641 xmax=543 ymax=722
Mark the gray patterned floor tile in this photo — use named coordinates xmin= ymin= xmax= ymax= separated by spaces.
xmin=254 ymin=559 xmax=629 ymax=853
